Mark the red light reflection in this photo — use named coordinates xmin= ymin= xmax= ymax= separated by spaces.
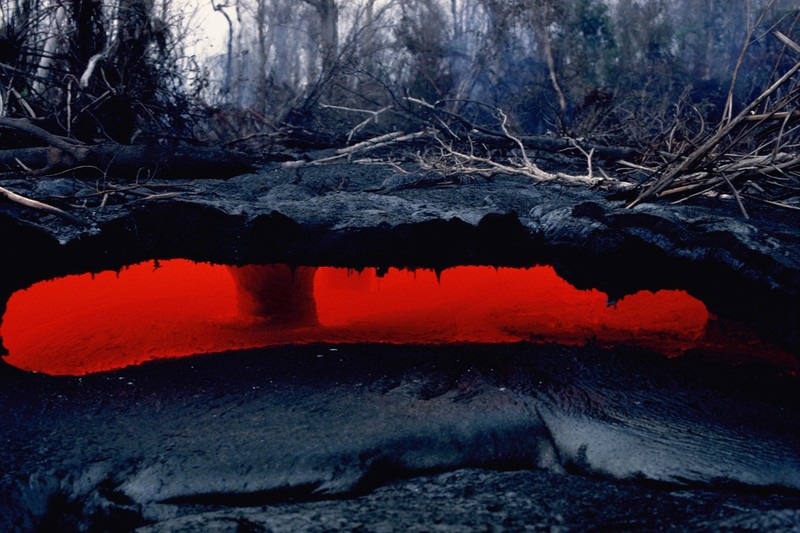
xmin=0 ymin=259 xmax=761 ymax=376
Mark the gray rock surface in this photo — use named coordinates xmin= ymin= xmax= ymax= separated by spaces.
xmin=0 ymin=344 xmax=798 ymax=531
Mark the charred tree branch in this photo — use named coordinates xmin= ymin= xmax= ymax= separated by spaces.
xmin=0 ymin=118 xmax=256 ymax=179
xmin=0 ymin=184 xmax=86 ymax=225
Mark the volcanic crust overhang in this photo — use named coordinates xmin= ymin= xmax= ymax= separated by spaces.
xmin=1 ymin=162 xmax=799 ymax=352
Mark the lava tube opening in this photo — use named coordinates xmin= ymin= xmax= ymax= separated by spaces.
xmin=2 ymin=259 xmax=788 ymax=376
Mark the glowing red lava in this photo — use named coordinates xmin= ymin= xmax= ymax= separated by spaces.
xmin=0 ymin=259 xmax=774 ymax=376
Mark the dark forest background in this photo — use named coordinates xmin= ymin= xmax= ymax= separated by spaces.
xmin=0 ymin=0 xmax=798 ymax=152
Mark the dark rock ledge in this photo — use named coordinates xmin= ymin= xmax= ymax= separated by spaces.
xmin=2 ymin=162 xmax=798 ymax=352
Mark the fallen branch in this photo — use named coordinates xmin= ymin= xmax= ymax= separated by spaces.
xmin=0 ymin=118 xmax=257 ymax=179
xmin=743 ymin=193 xmax=800 ymax=211
xmin=0 ymin=184 xmax=86 ymax=225
xmin=282 ymin=130 xmax=429 ymax=168
xmin=627 ymin=30 xmax=800 ymax=211
xmin=0 ymin=117 xmax=84 ymax=151
xmin=421 ymin=127 xmax=634 ymax=191
xmin=745 ymin=111 xmax=800 ymax=121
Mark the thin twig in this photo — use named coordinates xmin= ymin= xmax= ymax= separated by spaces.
xmin=742 ymin=193 xmax=800 ymax=211
xmin=720 ymin=172 xmax=750 ymax=219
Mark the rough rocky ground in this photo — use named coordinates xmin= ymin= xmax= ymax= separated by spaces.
xmin=1 ymin=160 xmax=799 ymax=530
xmin=136 ymin=468 xmax=800 ymax=533
xmin=0 ymin=343 xmax=798 ymax=531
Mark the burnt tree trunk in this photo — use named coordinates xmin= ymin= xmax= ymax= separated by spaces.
xmin=0 ymin=118 xmax=257 ymax=179
xmin=0 ymin=145 xmax=256 ymax=180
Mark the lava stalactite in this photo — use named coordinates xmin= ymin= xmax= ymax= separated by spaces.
xmin=1 ymin=259 xmax=716 ymax=375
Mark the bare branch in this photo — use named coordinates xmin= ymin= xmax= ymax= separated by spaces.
xmin=628 ymin=34 xmax=800 ymax=208
xmin=319 ymin=103 xmax=393 ymax=141
xmin=0 ymin=117 xmax=84 ymax=151
xmin=775 ymin=30 xmax=800 ymax=55
xmin=0 ymin=185 xmax=86 ymax=225
xmin=421 ymin=130 xmax=632 ymax=191
xmin=79 ymin=51 xmax=107 ymax=89
xmin=282 ymin=130 xmax=429 ymax=168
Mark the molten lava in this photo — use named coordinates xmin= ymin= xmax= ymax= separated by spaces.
xmin=0 ymin=259 xmax=774 ymax=376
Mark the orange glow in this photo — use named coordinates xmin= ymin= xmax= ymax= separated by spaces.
xmin=0 ymin=259 xmax=771 ymax=376
xmin=313 ymin=267 xmax=708 ymax=345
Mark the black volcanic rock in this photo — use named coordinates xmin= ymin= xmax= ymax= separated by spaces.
xmin=1 ymin=162 xmax=798 ymax=351
xmin=0 ymin=344 xmax=798 ymax=531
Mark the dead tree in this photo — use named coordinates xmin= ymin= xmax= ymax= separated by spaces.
xmin=0 ymin=118 xmax=256 ymax=180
